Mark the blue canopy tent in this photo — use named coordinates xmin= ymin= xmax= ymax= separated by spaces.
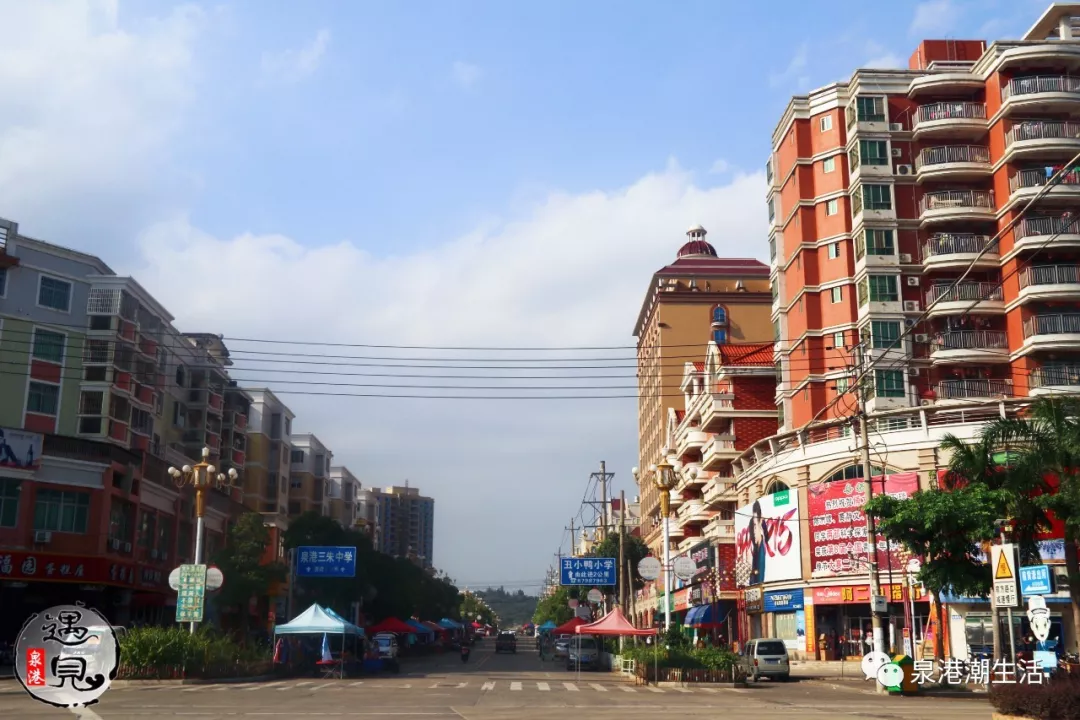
xmin=439 ymin=618 xmax=463 ymax=630
xmin=273 ymin=604 xmax=365 ymax=678
xmin=407 ymin=620 xmax=434 ymax=639
xmin=538 ymin=620 xmax=557 ymax=631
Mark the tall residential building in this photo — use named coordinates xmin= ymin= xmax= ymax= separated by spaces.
xmin=729 ymin=3 xmax=1080 ymax=659
xmin=371 ymin=485 xmax=435 ymax=567
xmin=327 ymin=466 xmax=360 ymax=529
xmin=289 ymin=433 xmax=332 ymax=518
xmin=769 ymin=4 xmax=1080 ymax=429
xmin=633 ymin=226 xmax=771 ymax=555
xmin=354 ymin=487 xmax=379 ymax=538
xmin=243 ymin=388 xmax=294 ymax=528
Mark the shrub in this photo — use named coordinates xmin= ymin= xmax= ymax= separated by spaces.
xmin=118 ymin=626 xmax=270 ymax=679
xmin=989 ymin=671 xmax=1080 ymax=720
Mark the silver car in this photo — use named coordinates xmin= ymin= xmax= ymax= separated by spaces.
xmin=566 ymin=636 xmax=599 ymax=671
xmin=739 ymin=638 xmax=790 ymax=682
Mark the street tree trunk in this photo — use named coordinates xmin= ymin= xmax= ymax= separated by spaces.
xmin=1066 ymin=538 xmax=1080 ymax=653
xmin=932 ymin=589 xmax=945 ymax=666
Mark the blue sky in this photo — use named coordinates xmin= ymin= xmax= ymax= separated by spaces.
xmin=0 ymin=0 xmax=1052 ymax=589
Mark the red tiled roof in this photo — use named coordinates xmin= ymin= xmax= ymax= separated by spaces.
xmin=718 ymin=343 xmax=774 ymax=367
xmin=656 ymin=257 xmax=769 ymax=277
xmin=692 ymin=362 xmax=705 ymax=372
xmin=674 ymin=410 xmax=685 ymax=421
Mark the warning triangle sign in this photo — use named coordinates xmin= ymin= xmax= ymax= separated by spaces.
xmin=995 ymin=550 xmax=1013 ymax=580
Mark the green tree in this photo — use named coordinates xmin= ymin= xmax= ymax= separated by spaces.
xmin=211 ymin=512 xmax=286 ymax=631
xmin=533 ymin=586 xmax=575 ymax=626
xmin=587 ymin=530 xmax=651 ymax=598
xmin=979 ymin=396 xmax=1080 ymax=647
xmin=866 ymin=484 xmax=1001 ymax=665
xmin=460 ymin=590 xmax=496 ymax=625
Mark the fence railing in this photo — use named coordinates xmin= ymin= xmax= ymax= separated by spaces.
xmin=922 ymin=233 xmax=996 ymax=258
xmin=926 ymin=282 xmax=1003 ymax=304
xmin=1010 ymin=167 xmax=1080 ymax=192
xmin=1014 ymin=215 xmax=1080 ymax=241
xmin=919 ymin=189 xmax=994 ymax=214
xmin=1024 ymin=313 xmax=1080 ymax=337
xmin=634 ymin=665 xmax=745 ymax=685
xmin=1030 ymin=364 xmax=1080 ymax=388
xmin=936 ymin=379 xmax=1013 ymax=400
xmin=1002 ymin=75 xmax=1080 ymax=101
xmin=930 ymin=330 xmax=1008 ymax=352
xmin=1006 ymin=120 xmax=1080 ymax=146
xmin=1019 ymin=264 xmax=1080 ymax=289
xmin=915 ymin=101 xmax=986 ymax=126
xmin=915 ymin=145 xmax=990 ymax=170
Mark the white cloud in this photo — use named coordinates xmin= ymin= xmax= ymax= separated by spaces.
xmin=910 ymin=0 xmax=962 ymax=36
xmin=0 ymin=0 xmax=206 ymax=249
xmin=769 ymin=43 xmax=810 ymax=90
xmin=863 ymin=41 xmax=904 ymax=70
xmin=708 ymin=159 xmax=731 ymax=175
xmin=452 ymin=61 xmax=482 ymax=90
xmin=261 ymin=28 xmax=330 ymax=85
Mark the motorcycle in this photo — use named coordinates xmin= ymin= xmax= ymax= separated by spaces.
xmin=460 ymin=644 xmax=471 ymax=663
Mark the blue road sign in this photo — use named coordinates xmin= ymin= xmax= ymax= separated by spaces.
xmin=297 ymin=546 xmax=357 ymax=578
xmin=1020 ymin=565 xmax=1054 ymax=596
xmin=560 ymin=557 xmax=617 ymax=586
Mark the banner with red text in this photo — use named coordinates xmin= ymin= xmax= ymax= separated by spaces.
xmin=735 ymin=488 xmax=801 ymax=587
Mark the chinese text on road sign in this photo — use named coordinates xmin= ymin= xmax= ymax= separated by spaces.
xmin=560 ymin=557 xmax=617 ymax=586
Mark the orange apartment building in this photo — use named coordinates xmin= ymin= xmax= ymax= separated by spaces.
xmin=769 ymin=4 xmax=1080 ymax=431
xmin=633 ymin=226 xmax=772 ymax=556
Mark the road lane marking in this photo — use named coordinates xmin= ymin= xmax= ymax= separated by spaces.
xmin=481 ymin=682 xmax=495 ymax=691
xmin=510 ymin=682 xmax=522 ymax=691
xmin=247 ymin=681 xmax=285 ymax=691
xmin=349 ymin=681 xmax=365 ymax=687
xmin=671 ymin=687 xmax=692 ymax=693
xmin=429 ymin=683 xmax=441 ymax=688
xmin=311 ymin=682 xmax=338 ymax=691
xmin=699 ymin=688 xmax=719 ymax=693
xmin=589 ymin=683 xmax=607 ymax=692
xmin=454 ymin=682 xmax=468 ymax=689
xmin=293 ymin=681 xmax=315 ymax=687
xmin=563 ymin=683 xmax=579 ymax=691
xmin=618 ymin=686 xmax=635 ymax=692
xmin=537 ymin=682 xmax=550 ymax=691
xmin=645 ymin=686 xmax=664 ymax=693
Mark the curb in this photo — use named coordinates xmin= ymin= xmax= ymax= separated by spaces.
xmin=110 ymin=674 xmax=277 ymax=688
xmin=655 ymin=680 xmax=747 ymax=688
xmin=797 ymin=678 xmax=987 ymax=698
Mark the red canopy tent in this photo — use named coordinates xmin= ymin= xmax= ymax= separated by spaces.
xmin=552 ymin=617 xmax=589 ymax=635
xmin=368 ymin=617 xmax=419 ymax=635
xmin=574 ymin=609 xmax=656 ymax=637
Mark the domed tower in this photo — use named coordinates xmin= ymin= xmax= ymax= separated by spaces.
xmin=677 ymin=225 xmax=718 ymax=259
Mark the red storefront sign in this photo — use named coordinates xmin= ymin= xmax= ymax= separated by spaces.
xmin=0 ymin=551 xmax=168 ymax=590
xmin=807 ymin=472 xmax=919 ymax=576
xmin=811 ymin=583 xmax=929 ymax=605
xmin=674 ymin=587 xmax=692 ymax=612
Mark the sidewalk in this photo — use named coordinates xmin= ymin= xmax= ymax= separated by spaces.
xmin=789 ymin=660 xmax=863 ymax=679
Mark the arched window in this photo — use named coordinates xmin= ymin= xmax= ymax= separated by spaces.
xmin=712 ymin=306 xmax=728 ymax=325
xmin=765 ymin=479 xmax=790 ymax=495
xmin=825 ymin=464 xmax=886 ymax=483
xmin=713 ymin=329 xmax=728 ymax=345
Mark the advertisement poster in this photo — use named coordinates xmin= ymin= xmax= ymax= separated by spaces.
xmin=735 ymin=488 xmax=802 ymax=587
xmin=807 ymin=472 xmax=919 ymax=577
xmin=0 ymin=427 xmax=43 ymax=470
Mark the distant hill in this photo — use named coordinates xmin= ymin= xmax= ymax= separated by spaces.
xmin=474 ymin=587 xmax=538 ymax=627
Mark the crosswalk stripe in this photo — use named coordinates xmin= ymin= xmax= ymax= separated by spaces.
xmin=312 ymin=682 xmax=338 ymax=691
xmin=589 ymin=683 xmax=607 ymax=692
xmin=563 ymin=682 xmax=579 ymax=692
xmin=249 ymin=681 xmax=285 ymax=690
xmin=428 ymin=683 xmax=440 ymax=689
xmin=294 ymin=681 xmax=315 ymax=687
xmin=481 ymin=682 xmax=495 ymax=691
xmin=454 ymin=682 xmax=468 ymax=689
xmin=181 ymin=687 xmax=203 ymax=692
xmin=537 ymin=682 xmax=550 ymax=691
xmin=618 ymin=686 xmax=635 ymax=693
xmin=699 ymin=688 xmax=719 ymax=693
xmin=671 ymin=687 xmax=692 ymax=693
xmin=349 ymin=681 xmax=365 ymax=687
xmin=510 ymin=682 xmax=522 ymax=691
xmin=645 ymin=686 xmax=665 ymax=693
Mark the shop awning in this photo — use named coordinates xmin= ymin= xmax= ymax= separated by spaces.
xmin=685 ymin=603 xmax=731 ymax=628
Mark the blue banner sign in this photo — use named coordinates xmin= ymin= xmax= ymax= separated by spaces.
xmin=560 ymin=557 xmax=617 ymax=586
xmin=1020 ymin=565 xmax=1054 ymax=596
xmin=763 ymin=588 xmax=805 ymax=612
xmin=297 ymin=546 xmax=357 ymax=578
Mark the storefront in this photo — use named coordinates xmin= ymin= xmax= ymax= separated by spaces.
xmin=764 ymin=588 xmax=805 ymax=653
xmin=742 ymin=586 xmax=763 ymax=641
xmin=809 ymin=583 xmax=929 ymax=659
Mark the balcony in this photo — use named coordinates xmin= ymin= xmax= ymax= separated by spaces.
xmin=1030 ymin=363 xmax=1080 ymax=395
xmin=915 ymin=145 xmax=991 ymax=183
xmin=1023 ymin=313 xmax=1080 ymax=353
xmin=1001 ymin=75 xmax=1080 ymax=116
xmin=1009 ymin=168 xmax=1080 ymax=208
xmin=919 ymin=190 xmax=996 ymax=226
xmin=701 ymin=434 xmax=738 ymax=471
xmin=187 ymin=387 xmax=224 ymax=414
xmin=926 ymin=282 xmax=1005 ymax=317
xmin=698 ymin=393 xmax=736 ymax=432
xmin=912 ymin=102 xmax=987 ymax=140
xmin=1014 ymin=215 xmax=1080 ymax=254
xmin=1018 ymin=265 xmax=1080 ymax=303
xmin=675 ymin=500 xmax=708 ymax=528
xmin=667 ymin=490 xmax=685 ymax=511
xmin=929 ymin=330 xmax=1009 ymax=364
xmin=677 ymin=536 xmax=699 ymax=554
xmin=935 ymin=378 xmax=1013 ymax=401
xmin=1005 ymin=120 xmax=1080 ymax=162
xmin=675 ymin=429 xmax=710 ymax=459
xmin=703 ymin=514 xmax=735 ymax=541
xmin=908 ymin=71 xmax=985 ymax=99
xmin=922 ymin=233 xmax=999 ymax=272
xmin=702 ymin=476 xmax=734 ymax=506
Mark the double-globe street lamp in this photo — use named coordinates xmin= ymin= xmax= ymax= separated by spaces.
xmin=168 ymin=446 xmax=239 ymax=633
xmin=633 ymin=454 xmax=679 ymax=631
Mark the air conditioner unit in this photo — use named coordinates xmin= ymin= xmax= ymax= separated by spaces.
xmin=920 ymin=399 xmax=934 ymax=407
xmin=895 ymin=164 xmax=913 ymax=175
xmin=124 ymin=542 xmax=132 ymax=553
xmin=908 ymin=367 xmax=920 ymax=376
xmin=889 ymin=123 xmax=904 ymax=132
xmin=905 ymin=319 xmax=917 ymax=328
xmin=34 ymin=531 xmax=52 ymax=544
xmin=899 ymin=253 xmax=913 ymax=263
xmin=891 ymin=148 xmax=902 ymax=157
xmin=906 ymin=276 xmax=920 ymax=287
xmin=915 ymin=333 xmax=930 ymax=343
xmin=1051 ymin=565 xmax=1068 ymax=592
xmin=904 ymin=300 xmax=921 ymax=312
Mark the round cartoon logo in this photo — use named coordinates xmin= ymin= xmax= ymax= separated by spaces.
xmin=14 ymin=603 xmax=119 ymax=708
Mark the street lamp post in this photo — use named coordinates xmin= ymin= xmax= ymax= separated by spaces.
xmin=652 ymin=456 xmax=678 ymax=632
xmin=168 ymin=446 xmax=238 ymax=634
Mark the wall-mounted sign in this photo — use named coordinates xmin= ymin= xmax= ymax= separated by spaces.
xmin=763 ymin=588 xmax=805 ymax=612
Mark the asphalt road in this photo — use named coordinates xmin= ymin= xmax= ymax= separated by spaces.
xmin=0 ymin=639 xmax=992 ymax=719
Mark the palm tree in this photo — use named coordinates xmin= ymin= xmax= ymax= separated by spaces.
xmin=978 ymin=396 xmax=1080 ymax=651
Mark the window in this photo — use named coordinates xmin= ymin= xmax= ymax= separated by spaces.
xmin=713 ymin=330 xmax=728 ymax=345
xmin=27 ymin=382 xmax=60 ymax=415
xmin=768 ymin=200 xmax=775 ymax=222
xmin=139 ymin=511 xmax=157 ymax=548
xmin=826 ymin=464 xmax=886 ymax=482
xmin=79 ymin=390 xmax=104 ymax=415
xmin=828 ymin=242 xmax=840 ymax=259
xmin=38 ymin=276 xmax=72 ymax=312
xmin=290 ymin=449 xmax=305 ymax=463
xmin=31 ymin=329 xmax=65 ymax=363
xmin=862 ymin=184 xmax=892 ymax=211
xmin=859 ymin=140 xmax=889 ymax=166
xmin=766 ymin=160 xmax=773 ymax=183
xmin=836 ymin=376 xmax=850 ymax=393
xmin=826 ymin=199 xmax=839 ymax=216
xmin=869 ymin=320 xmax=901 ymax=349
xmin=819 ymin=115 xmax=833 ymax=132
xmin=856 ymin=228 xmax=895 ymax=259
xmin=285 ymin=417 xmax=292 ymax=435
xmin=0 ymin=479 xmax=19 ymax=527
xmin=34 ymin=490 xmax=90 ymax=533
xmin=823 ymin=157 xmax=836 ymax=173
xmin=831 ymin=287 xmax=843 ymax=304
xmin=769 ymin=236 xmax=777 ymax=261
xmin=868 ymin=275 xmax=899 ymax=302
xmin=0 ymin=268 xmax=6 ymax=296
xmin=875 ymin=369 xmax=906 ymax=398
xmin=856 ymin=96 xmax=886 ymax=122
xmin=175 ymin=365 xmax=186 ymax=387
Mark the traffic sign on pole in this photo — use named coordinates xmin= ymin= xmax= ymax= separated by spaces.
xmin=991 ymin=544 xmax=1021 ymax=609
xmin=560 ymin=557 xmax=616 ymax=586
xmin=175 ymin=564 xmax=208 ymax=623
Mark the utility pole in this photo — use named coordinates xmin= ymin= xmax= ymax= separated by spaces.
xmin=570 ymin=518 xmax=576 ymax=556
xmin=619 ymin=490 xmax=627 ymax=610
xmin=589 ymin=461 xmax=615 ymax=542
xmin=855 ymin=342 xmax=886 ymax=692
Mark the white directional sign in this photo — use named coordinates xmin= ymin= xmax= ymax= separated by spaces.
xmin=991 ymin=544 xmax=1021 ymax=609
xmin=637 ymin=557 xmax=661 ymax=581
xmin=673 ymin=556 xmax=697 ymax=581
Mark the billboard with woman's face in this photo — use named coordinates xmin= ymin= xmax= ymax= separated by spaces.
xmin=734 ymin=488 xmax=802 ymax=587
